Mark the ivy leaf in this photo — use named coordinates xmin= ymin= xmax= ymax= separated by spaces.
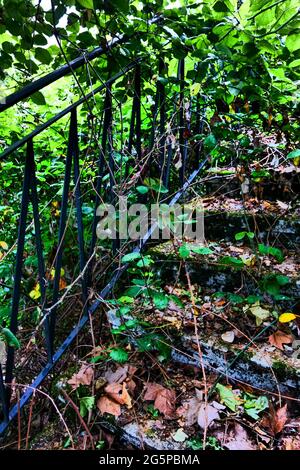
xmin=243 ymin=395 xmax=268 ymax=420
xmin=216 ymin=384 xmax=241 ymax=412
xmin=249 ymin=302 xmax=270 ymax=326
xmin=0 ymin=328 xmax=20 ymax=349
xmin=109 ymin=348 xmax=129 ymax=363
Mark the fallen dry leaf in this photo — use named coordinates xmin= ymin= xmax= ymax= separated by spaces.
xmin=144 ymin=382 xmax=176 ymax=418
xmin=67 ymin=364 xmax=94 ymax=390
xmin=105 ymin=383 xmax=132 ymax=409
xmin=281 ymin=437 xmax=300 ymax=450
xmin=216 ymin=423 xmax=256 ymax=450
xmin=268 ymin=330 xmax=293 ymax=350
xmin=197 ymin=403 xmax=220 ymax=430
xmin=276 ymin=200 xmax=289 ymax=211
xmin=105 ymin=366 xmax=129 ymax=384
xmin=177 ymin=397 xmax=200 ymax=427
xmin=97 ymin=396 xmax=121 ymax=417
xmin=221 ymin=330 xmax=235 ymax=343
xmin=261 ymin=403 xmax=288 ymax=436
xmin=177 ymin=391 xmax=220 ymax=429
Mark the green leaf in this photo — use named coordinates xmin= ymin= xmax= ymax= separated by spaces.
xmin=121 ymin=252 xmax=141 ymax=263
xmin=287 ymin=149 xmax=300 ymax=159
xmin=124 ymin=285 xmax=143 ymax=297
xmin=219 ymin=256 xmax=244 ymax=267
xmin=246 ymin=295 xmax=261 ymax=304
xmin=235 ymin=231 xmax=246 ymax=241
xmin=136 ymin=185 xmax=149 ymax=194
xmin=204 ymin=134 xmax=217 ymax=150
xmin=243 ymin=394 xmax=268 ymax=420
xmin=191 ymin=82 xmax=201 ymax=96
xmin=0 ymin=328 xmax=20 ymax=349
xmin=227 ymin=293 xmax=244 ymax=304
xmin=112 ymin=0 xmax=129 ymax=14
xmin=33 ymin=34 xmax=48 ymax=46
xmin=214 ymin=1 xmax=230 ymax=12
xmin=137 ymin=256 xmax=153 ymax=268
xmin=77 ymin=0 xmax=94 ymax=8
xmin=31 ymin=91 xmax=46 ymax=105
xmin=35 ymin=47 xmax=52 ymax=65
xmin=276 ymin=275 xmax=290 ymax=286
xmin=286 ymin=34 xmax=300 ymax=53
xmin=189 ymin=246 xmax=213 ymax=255
xmin=179 ymin=245 xmax=190 ymax=259
xmin=144 ymin=177 xmax=168 ymax=194
xmin=216 ymin=384 xmax=241 ymax=412
xmin=151 ymin=291 xmax=169 ymax=310
xmin=109 ymin=348 xmax=129 ymax=363
xmin=258 ymin=244 xmax=284 ymax=263
xmin=80 ymin=396 xmax=95 ymax=418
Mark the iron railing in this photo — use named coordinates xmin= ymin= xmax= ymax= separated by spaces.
xmin=0 ymin=38 xmax=207 ymax=435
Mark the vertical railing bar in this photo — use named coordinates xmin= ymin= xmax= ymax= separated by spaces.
xmin=89 ymin=85 xmax=112 ymax=261
xmin=0 ymin=364 xmax=9 ymax=422
xmin=195 ymin=95 xmax=201 ymax=167
xmin=134 ymin=63 xmax=142 ymax=162
xmin=150 ymin=86 xmax=159 ymax=150
xmin=49 ymin=117 xmax=74 ymax=351
xmin=72 ymin=109 xmax=89 ymax=313
xmin=178 ymin=58 xmax=185 ymax=186
xmin=163 ymin=142 xmax=173 ymax=189
xmin=158 ymin=58 xmax=166 ymax=176
xmin=127 ymin=101 xmax=136 ymax=157
xmin=4 ymin=141 xmax=32 ymax=405
xmin=27 ymin=139 xmax=52 ymax=362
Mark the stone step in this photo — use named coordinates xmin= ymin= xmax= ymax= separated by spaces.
xmin=181 ymin=196 xmax=300 ymax=248
xmin=192 ymin=165 xmax=300 ymax=201
xmin=147 ymin=241 xmax=300 ymax=302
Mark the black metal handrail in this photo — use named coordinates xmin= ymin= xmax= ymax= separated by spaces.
xmin=0 ymin=39 xmax=207 ymax=435
xmin=0 ymin=16 xmax=162 ymax=114
xmin=0 ymin=60 xmax=140 ymax=160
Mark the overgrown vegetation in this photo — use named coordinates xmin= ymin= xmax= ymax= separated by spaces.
xmin=0 ymin=0 xmax=300 ymax=452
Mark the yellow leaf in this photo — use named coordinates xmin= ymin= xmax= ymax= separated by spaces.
xmin=278 ymin=313 xmax=297 ymax=323
xmin=293 ymin=157 xmax=300 ymax=166
xmin=29 ymin=284 xmax=41 ymax=300
xmin=191 ymin=82 xmax=201 ymax=96
xmin=0 ymin=241 xmax=8 ymax=250
xmin=49 ymin=267 xmax=65 ymax=280
xmin=240 ymin=254 xmax=256 ymax=267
